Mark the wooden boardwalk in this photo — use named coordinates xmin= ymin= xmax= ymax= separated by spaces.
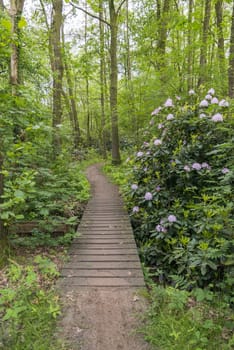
xmin=57 ymin=165 xmax=150 ymax=350
xmin=60 ymin=164 xmax=145 ymax=289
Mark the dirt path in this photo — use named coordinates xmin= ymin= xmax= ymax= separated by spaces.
xmin=57 ymin=164 xmax=151 ymax=350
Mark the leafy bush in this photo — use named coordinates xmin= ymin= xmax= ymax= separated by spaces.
xmin=0 ymin=258 xmax=63 ymax=350
xmin=140 ymin=285 xmax=234 ymax=350
xmin=124 ymin=89 xmax=234 ymax=299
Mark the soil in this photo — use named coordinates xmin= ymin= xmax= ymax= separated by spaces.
xmin=58 ymin=287 xmax=151 ymax=350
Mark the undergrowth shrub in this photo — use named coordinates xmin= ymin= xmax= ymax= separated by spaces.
xmin=0 ymin=258 xmax=62 ymax=350
xmin=141 ymin=285 xmax=234 ymax=350
xmin=124 ymin=89 xmax=234 ymax=300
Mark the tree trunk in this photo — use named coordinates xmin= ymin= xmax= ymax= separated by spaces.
xmin=228 ymin=0 xmax=234 ymax=98
xmin=157 ymin=0 xmax=170 ymax=69
xmin=51 ymin=0 xmax=63 ymax=157
xmin=215 ymin=0 xmax=226 ymax=93
xmin=187 ymin=0 xmax=193 ymax=90
xmin=0 ymin=0 xmax=4 ymax=10
xmin=109 ymin=0 xmax=121 ymax=165
xmin=0 ymin=150 xmax=9 ymax=265
xmin=10 ymin=0 xmax=25 ymax=95
xmin=197 ymin=0 xmax=211 ymax=87
xmin=99 ymin=0 xmax=107 ymax=159
xmin=62 ymin=27 xmax=81 ymax=149
xmin=84 ymin=9 xmax=91 ymax=147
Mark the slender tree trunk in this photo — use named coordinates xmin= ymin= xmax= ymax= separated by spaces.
xmin=156 ymin=0 xmax=161 ymax=20
xmin=62 ymin=27 xmax=81 ymax=149
xmin=187 ymin=0 xmax=193 ymax=90
xmin=157 ymin=0 xmax=170 ymax=69
xmin=228 ymin=0 xmax=234 ymax=98
xmin=84 ymin=10 xmax=91 ymax=147
xmin=99 ymin=0 xmax=107 ymax=158
xmin=197 ymin=0 xmax=211 ymax=87
xmin=0 ymin=150 xmax=9 ymax=265
xmin=0 ymin=0 xmax=4 ymax=10
xmin=215 ymin=0 xmax=225 ymax=74
xmin=125 ymin=0 xmax=137 ymax=141
xmin=109 ymin=0 xmax=121 ymax=165
xmin=10 ymin=0 xmax=25 ymax=95
xmin=51 ymin=0 xmax=63 ymax=157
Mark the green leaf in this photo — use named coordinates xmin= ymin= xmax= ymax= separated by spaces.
xmin=18 ymin=17 xmax=27 ymax=29
xmin=14 ymin=190 xmax=25 ymax=199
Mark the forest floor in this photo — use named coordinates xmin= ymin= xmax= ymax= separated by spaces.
xmin=56 ymin=164 xmax=152 ymax=350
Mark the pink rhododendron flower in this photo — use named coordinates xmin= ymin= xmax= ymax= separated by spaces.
xmin=192 ymin=163 xmax=202 ymax=170
xmin=167 ymin=114 xmax=174 ymax=120
xmin=212 ymin=113 xmax=223 ymax=122
xmin=132 ymin=206 xmax=139 ymax=213
xmin=201 ymin=162 xmax=211 ymax=170
xmin=211 ymin=97 xmax=219 ymax=104
xmin=189 ymin=89 xmax=195 ymax=95
xmin=222 ymin=168 xmax=229 ymax=174
xmin=168 ymin=215 xmax=177 ymax=223
xmin=219 ymin=99 xmax=229 ymax=107
xmin=199 ymin=100 xmax=209 ymax=107
xmin=144 ymin=192 xmax=153 ymax=200
xmin=151 ymin=107 xmax=162 ymax=116
xmin=184 ymin=165 xmax=190 ymax=172
xmin=137 ymin=151 xmax=144 ymax=157
xmin=164 ymin=98 xmax=174 ymax=107
xmin=208 ymin=88 xmax=215 ymax=95
xmin=154 ymin=139 xmax=162 ymax=146
xmin=199 ymin=113 xmax=206 ymax=118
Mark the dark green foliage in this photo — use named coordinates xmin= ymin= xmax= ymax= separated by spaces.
xmin=0 ymin=258 xmax=63 ymax=350
xmin=124 ymin=90 xmax=234 ymax=299
xmin=140 ymin=285 xmax=234 ymax=350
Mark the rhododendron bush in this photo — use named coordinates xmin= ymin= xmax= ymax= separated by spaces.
xmin=124 ymin=90 xmax=234 ymax=298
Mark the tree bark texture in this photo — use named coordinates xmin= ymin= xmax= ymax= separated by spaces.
xmin=62 ymin=27 xmax=80 ymax=149
xmin=228 ymin=0 xmax=234 ymax=98
xmin=0 ymin=0 xmax=4 ymax=10
xmin=99 ymin=0 xmax=107 ymax=159
xmin=10 ymin=0 xmax=25 ymax=95
xmin=215 ymin=0 xmax=226 ymax=90
xmin=109 ymin=0 xmax=121 ymax=165
xmin=187 ymin=0 xmax=193 ymax=90
xmin=0 ymin=150 xmax=9 ymax=263
xmin=51 ymin=0 xmax=63 ymax=156
xmin=197 ymin=0 xmax=211 ymax=87
xmin=157 ymin=0 xmax=170 ymax=69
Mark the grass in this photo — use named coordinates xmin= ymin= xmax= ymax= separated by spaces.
xmin=140 ymin=284 xmax=234 ymax=350
xmin=0 ymin=246 xmax=69 ymax=349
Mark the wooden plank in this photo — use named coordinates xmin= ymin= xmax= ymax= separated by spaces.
xmin=64 ymin=261 xmax=142 ymax=269
xmin=71 ymin=243 xmax=136 ymax=249
xmin=69 ymin=249 xmax=138 ymax=255
xmin=59 ymin=277 xmax=145 ymax=287
xmin=68 ymin=255 xmax=140 ymax=262
xmin=61 ymin=269 xmax=143 ymax=278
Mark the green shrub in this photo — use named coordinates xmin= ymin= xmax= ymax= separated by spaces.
xmin=0 ymin=258 xmax=62 ymax=350
xmin=124 ymin=90 xmax=234 ymax=299
xmin=141 ymin=285 xmax=234 ymax=350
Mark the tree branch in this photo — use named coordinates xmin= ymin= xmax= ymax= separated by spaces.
xmin=39 ymin=0 xmax=50 ymax=31
xmin=116 ymin=0 xmax=127 ymax=15
xmin=70 ymin=1 xmax=110 ymax=27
